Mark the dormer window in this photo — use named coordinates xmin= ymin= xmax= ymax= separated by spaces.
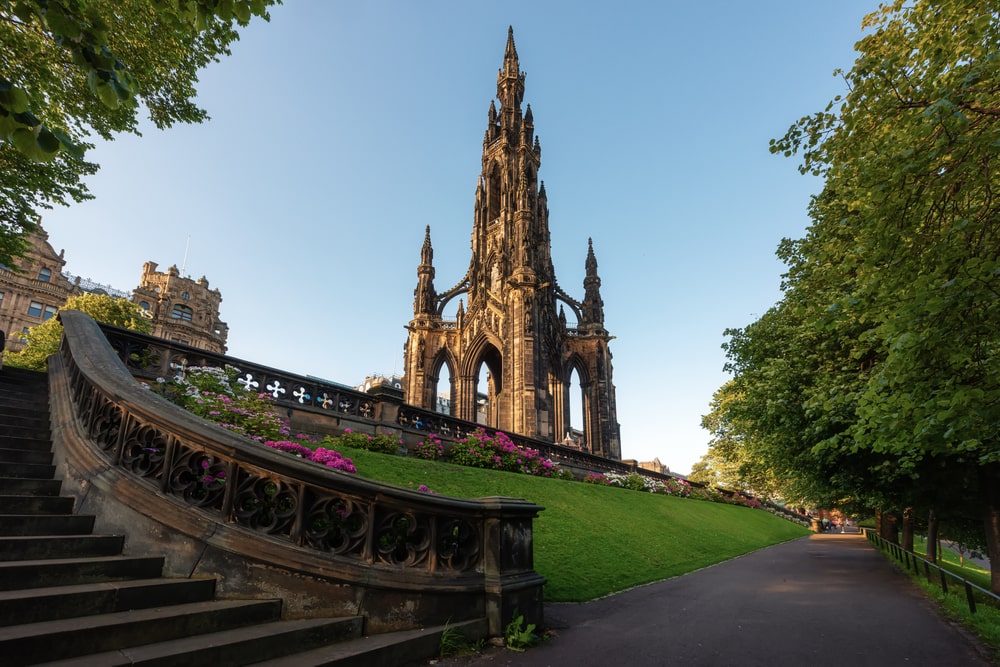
xmin=171 ymin=304 xmax=193 ymax=321
xmin=38 ymin=268 xmax=51 ymax=282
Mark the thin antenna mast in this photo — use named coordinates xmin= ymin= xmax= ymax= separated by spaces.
xmin=180 ymin=236 xmax=191 ymax=275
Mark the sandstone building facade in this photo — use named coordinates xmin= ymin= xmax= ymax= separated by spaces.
xmin=0 ymin=226 xmax=77 ymax=351
xmin=0 ymin=224 xmax=228 ymax=354
xmin=402 ymin=29 xmax=621 ymax=460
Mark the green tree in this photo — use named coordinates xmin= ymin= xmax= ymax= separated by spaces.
xmin=762 ymin=0 xmax=1000 ymax=586
xmin=697 ymin=380 xmax=778 ymax=498
xmin=0 ymin=0 xmax=275 ymax=265
xmin=4 ymin=292 xmax=151 ymax=370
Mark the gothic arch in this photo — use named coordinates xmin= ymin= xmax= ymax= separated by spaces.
xmin=461 ymin=334 xmax=504 ymax=427
xmin=563 ymin=353 xmax=591 ymax=386
xmin=486 ymin=162 xmax=502 ymax=221
xmin=429 ymin=347 xmax=457 ymax=415
xmin=552 ymin=354 xmax=590 ymax=446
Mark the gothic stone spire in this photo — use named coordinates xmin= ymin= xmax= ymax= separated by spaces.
xmin=413 ymin=225 xmax=436 ymax=317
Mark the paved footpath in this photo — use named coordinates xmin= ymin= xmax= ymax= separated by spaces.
xmin=436 ymin=532 xmax=996 ymax=667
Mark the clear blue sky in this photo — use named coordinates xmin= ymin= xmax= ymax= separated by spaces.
xmin=40 ymin=1 xmax=881 ymax=475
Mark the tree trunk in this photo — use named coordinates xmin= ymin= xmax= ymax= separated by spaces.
xmin=879 ymin=510 xmax=899 ymax=544
xmin=901 ymin=507 xmax=914 ymax=552
xmin=980 ymin=464 xmax=1000 ymax=594
xmin=926 ymin=509 xmax=938 ymax=564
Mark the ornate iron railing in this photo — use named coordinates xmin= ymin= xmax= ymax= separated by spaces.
xmin=59 ymin=311 xmax=544 ymax=583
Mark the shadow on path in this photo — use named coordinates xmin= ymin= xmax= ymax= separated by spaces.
xmin=437 ymin=533 xmax=995 ymax=667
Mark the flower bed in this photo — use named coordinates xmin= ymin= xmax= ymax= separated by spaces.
xmin=148 ymin=367 xmax=776 ymax=516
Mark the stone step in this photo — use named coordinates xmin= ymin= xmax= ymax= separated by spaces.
xmin=0 ymin=435 xmax=53 ymax=452
xmin=0 ymin=513 xmax=95 ymax=537
xmin=0 ymin=555 xmax=163 ymax=591
xmin=0 ymin=387 xmax=46 ymax=398
xmin=0 ymin=597 xmax=284 ymax=664
xmin=0 ymin=367 xmax=47 ymax=382
xmin=248 ymin=619 xmax=487 ymax=667
xmin=0 ymin=577 xmax=215 ymax=627
xmin=0 ymin=477 xmax=61 ymax=496
xmin=0 ymin=461 xmax=56 ymax=479
xmin=0 ymin=427 xmax=52 ymax=443
xmin=34 ymin=616 xmax=364 ymax=667
xmin=0 ymin=447 xmax=53 ymax=465
xmin=0 ymin=534 xmax=124 ymax=562
xmin=0 ymin=396 xmax=48 ymax=413
xmin=0 ymin=495 xmax=74 ymax=515
xmin=0 ymin=403 xmax=48 ymax=420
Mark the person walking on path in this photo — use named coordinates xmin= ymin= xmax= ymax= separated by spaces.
xmin=438 ymin=532 xmax=993 ymax=667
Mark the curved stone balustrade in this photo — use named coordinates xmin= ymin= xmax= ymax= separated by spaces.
xmin=50 ymin=311 xmax=545 ymax=636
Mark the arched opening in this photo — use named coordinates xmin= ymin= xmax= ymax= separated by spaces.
xmin=472 ymin=344 xmax=502 ymax=427
xmin=435 ymin=361 xmax=453 ymax=415
xmin=567 ymin=367 xmax=584 ymax=445
xmin=487 ymin=163 xmax=502 ymax=222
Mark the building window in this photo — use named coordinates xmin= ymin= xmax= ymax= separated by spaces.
xmin=38 ymin=267 xmax=51 ymax=282
xmin=139 ymin=301 xmax=151 ymax=310
xmin=181 ymin=292 xmax=190 ymax=300
xmin=0 ymin=292 xmax=4 ymax=309
xmin=171 ymin=304 xmax=193 ymax=321
xmin=28 ymin=301 xmax=43 ymax=317
xmin=43 ymin=305 xmax=58 ymax=320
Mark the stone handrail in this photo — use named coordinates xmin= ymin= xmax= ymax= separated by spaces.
xmin=53 ymin=310 xmax=545 ymax=635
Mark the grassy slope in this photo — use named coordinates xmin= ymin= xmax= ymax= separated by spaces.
xmin=345 ymin=449 xmax=809 ymax=602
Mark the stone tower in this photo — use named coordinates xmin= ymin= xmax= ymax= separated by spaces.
xmin=402 ymin=28 xmax=621 ymax=459
xmin=132 ymin=262 xmax=229 ymax=354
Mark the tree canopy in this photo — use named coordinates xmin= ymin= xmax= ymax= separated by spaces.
xmin=706 ymin=0 xmax=1000 ymax=584
xmin=0 ymin=0 xmax=275 ymax=265
xmin=4 ymin=292 xmax=152 ymax=370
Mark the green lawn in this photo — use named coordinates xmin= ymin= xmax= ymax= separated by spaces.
xmin=345 ymin=449 xmax=809 ymax=602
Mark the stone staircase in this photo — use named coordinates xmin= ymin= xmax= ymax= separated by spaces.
xmin=0 ymin=366 xmax=469 ymax=666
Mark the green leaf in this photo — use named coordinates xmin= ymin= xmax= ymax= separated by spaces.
xmin=44 ymin=3 xmax=84 ymax=40
xmin=0 ymin=82 xmax=30 ymax=114
xmin=11 ymin=126 xmax=34 ymax=150
xmin=36 ymin=128 xmax=61 ymax=156
xmin=234 ymin=2 xmax=252 ymax=23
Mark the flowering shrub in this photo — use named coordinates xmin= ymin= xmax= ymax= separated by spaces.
xmin=583 ymin=473 xmax=610 ymax=485
xmin=406 ymin=482 xmax=438 ymax=494
xmin=413 ymin=434 xmax=444 ymax=461
xmin=151 ymin=366 xmax=289 ymax=442
xmin=199 ymin=457 xmax=227 ymax=486
xmin=664 ymin=477 xmax=691 ymax=498
xmin=147 ymin=366 xmax=356 ymax=474
xmin=690 ymin=486 xmax=726 ymax=503
xmin=447 ymin=428 xmax=559 ymax=477
xmin=725 ymin=492 xmax=764 ymax=509
xmin=324 ymin=429 xmax=401 ymax=455
xmin=263 ymin=440 xmax=357 ymax=474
